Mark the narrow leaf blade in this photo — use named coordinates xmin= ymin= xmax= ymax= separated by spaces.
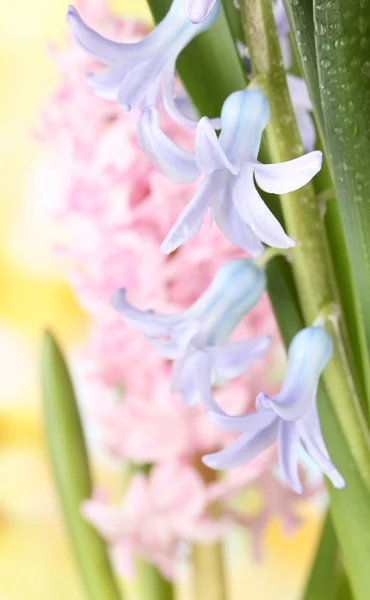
xmin=41 ymin=331 xmax=121 ymax=600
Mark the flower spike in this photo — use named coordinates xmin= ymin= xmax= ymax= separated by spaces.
xmin=67 ymin=1 xmax=219 ymax=122
xmin=112 ymin=259 xmax=269 ymax=409
xmin=203 ymin=326 xmax=345 ymax=494
xmin=138 ymin=89 xmax=322 ymax=256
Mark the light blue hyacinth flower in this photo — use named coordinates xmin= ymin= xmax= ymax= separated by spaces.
xmin=185 ymin=0 xmax=218 ymax=23
xmin=66 ymin=1 xmax=219 ymax=127
xmin=203 ymin=326 xmax=345 ymax=493
xmin=111 ymin=258 xmax=270 ymax=410
xmin=137 ymin=89 xmax=322 ymax=257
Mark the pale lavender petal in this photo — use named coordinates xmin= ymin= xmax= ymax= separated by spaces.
xmin=278 ymin=420 xmax=302 ymax=493
xmin=67 ymin=5 xmax=151 ymax=64
xmin=137 ymin=107 xmax=199 ymax=184
xmin=287 ymin=74 xmax=312 ymax=111
xmin=111 ymin=288 xmax=181 ymax=337
xmin=213 ymin=186 xmax=265 ymax=256
xmin=206 ymin=336 xmax=271 ymax=379
xmin=153 ymin=320 xmax=200 ymax=359
xmin=297 ymin=407 xmax=345 ymax=489
xmin=117 ymin=61 xmax=164 ymax=112
xmin=185 ymin=0 xmax=218 ymax=23
xmin=86 ymin=64 xmax=130 ymax=100
xmin=279 ymin=35 xmax=292 ymax=70
xmin=172 ymin=350 xmax=215 ymax=407
xmin=161 ymin=63 xmax=222 ymax=129
xmin=207 ymin=410 xmax=276 ymax=433
xmin=161 ymin=174 xmax=219 ymax=254
xmin=273 ymin=0 xmax=290 ymax=37
xmin=185 ymin=258 xmax=266 ymax=348
xmin=251 ymin=151 xmax=322 ymax=195
xmin=219 ymin=89 xmax=270 ymax=164
xmin=257 ymin=326 xmax=333 ymax=421
xmin=195 ymin=117 xmax=239 ymax=174
xmin=202 ymin=420 xmax=278 ymax=469
xmin=232 ymin=165 xmax=295 ymax=248
xmin=294 ymin=109 xmax=317 ymax=154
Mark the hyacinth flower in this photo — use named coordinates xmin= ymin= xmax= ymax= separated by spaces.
xmin=112 ymin=258 xmax=270 ymax=410
xmin=185 ymin=0 xmax=218 ymax=23
xmin=203 ymin=326 xmax=345 ymax=493
xmin=66 ymin=1 xmax=219 ymax=126
xmin=137 ymin=88 xmax=322 ymax=256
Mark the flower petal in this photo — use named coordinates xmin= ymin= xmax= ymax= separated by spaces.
xmin=251 ymin=151 xmax=322 ymax=195
xmin=137 ymin=107 xmax=199 ymax=184
xmin=213 ymin=186 xmax=265 ymax=256
xmin=278 ymin=420 xmax=302 ymax=493
xmin=206 ymin=336 xmax=271 ymax=379
xmin=232 ymin=165 xmax=295 ymax=249
xmin=161 ymin=174 xmax=218 ymax=254
xmin=111 ymin=288 xmax=181 ymax=338
xmin=185 ymin=0 xmax=219 ymax=23
xmin=67 ymin=5 xmax=151 ymax=64
xmin=195 ymin=117 xmax=239 ymax=174
xmin=297 ymin=407 xmax=345 ymax=489
xmin=202 ymin=420 xmax=278 ymax=469
xmin=172 ymin=350 xmax=218 ymax=409
xmin=161 ymin=63 xmax=222 ymax=130
xmin=219 ymin=89 xmax=270 ymax=163
xmin=207 ymin=409 xmax=276 ymax=433
xmin=257 ymin=326 xmax=333 ymax=421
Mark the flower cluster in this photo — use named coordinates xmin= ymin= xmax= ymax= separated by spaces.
xmin=39 ymin=0 xmax=344 ymax=583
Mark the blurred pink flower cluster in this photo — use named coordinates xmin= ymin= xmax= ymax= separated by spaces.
xmin=38 ymin=0 xmax=312 ymax=580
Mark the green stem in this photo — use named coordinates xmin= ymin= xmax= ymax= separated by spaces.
xmin=136 ymin=560 xmax=174 ymax=600
xmin=192 ymin=544 xmax=226 ymax=600
xmin=191 ymin=461 xmax=227 ymax=600
xmin=241 ymin=0 xmax=370 ymax=490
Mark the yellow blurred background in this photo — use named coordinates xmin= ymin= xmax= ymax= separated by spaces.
xmin=0 ymin=0 xmax=321 ymax=597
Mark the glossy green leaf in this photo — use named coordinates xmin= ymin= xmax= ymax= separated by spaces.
xmin=284 ymin=0 xmax=370 ymax=413
xmin=267 ymin=258 xmax=370 ymax=600
xmin=301 ymin=512 xmax=351 ymax=600
xmin=313 ymin=0 xmax=370 ymax=366
xmin=146 ymin=0 xmax=247 ymax=118
xmin=41 ymin=331 xmax=121 ymax=600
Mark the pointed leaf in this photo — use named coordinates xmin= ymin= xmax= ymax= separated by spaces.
xmin=41 ymin=331 xmax=121 ymax=600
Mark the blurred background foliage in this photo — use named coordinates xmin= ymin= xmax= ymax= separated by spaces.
xmin=0 ymin=0 xmax=321 ymax=597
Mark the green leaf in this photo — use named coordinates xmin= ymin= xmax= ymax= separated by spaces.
xmin=284 ymin=0 xmax=370 ymax=413
xmin=267 ymin=259 xmax=370 ymax=600
xmin=313 ymin=0 xmax=370 ymax=366
xmin=146 ymin=0 xmax=247 ymax=117
xmin=41 ymin=331 xmax=122 ymax=600
xmin=301 ymin=512 xmax=351 ymax=600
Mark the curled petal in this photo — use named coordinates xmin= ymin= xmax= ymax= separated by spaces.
xmin=203 ymin=420 xmax=278 ymax=469
xmin=137 ymin=107 xmax=199 ymax=184
xmin=185 ymin=0 xmax=219 ymax=23
xmin=67 ymin=5 xmax=151 ymax=64
xmin=207 ymin=336 xmax=271 ymax=379
xmin=207 ymin=410 xmax=277 ymax=433
xmin=161 ymin=63 xmax=222 ymax=130
xmin=111 ymin=288 xmax=180 ymax=338
xmin=196 ymin=117 xmax=239 ymax=174
xmin=257 ymin=326 xmax=333 ymax=421
xmin=161 ymin=174 xmax=218 ymax=254
xmin=297 ymin=407 xmax=345 ymax=489
xmin=278 ymin=420 xmax=302 ymax=493
xmin=233 ymin=165 xmax=295 ymax=249
xmin=252 ymin=151 xmax=322 ymax=195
